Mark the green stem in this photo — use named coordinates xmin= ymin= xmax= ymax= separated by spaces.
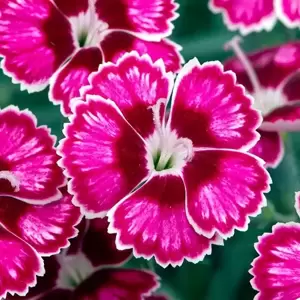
xmin=147 ymin=259 xmax=156 ymax=272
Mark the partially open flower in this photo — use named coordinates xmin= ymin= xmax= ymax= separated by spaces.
xmin=8 ymin=218 xmax=163 ymax=300
xmin=250 ymin=193 xmax=300 ymax=299
xmin=0 ymin=0 xmax=182 ymax=116
xmin=208 ymin=0 xmax=300 ymax=35
xmin=59 ymin=52 xmax=271 ymax=267
xmin=225 ymin=37 xmax=300 ymax=168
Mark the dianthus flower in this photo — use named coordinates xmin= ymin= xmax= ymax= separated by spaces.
xmin=225 ymin=37 xmax=300 ymax=168
xmin=0 ymin=106 xmax=81 ymax=298
xmin=250 ymin=193 xmax=300 ymax=300
xmin=59 ymin=52 xmax=271 ymax=267
xmin=8 ymin=218 xmax=166 ymax=300
xmin=209 ymin=0 xmax=300 ymax=35
xmin=0 ymin=0 xmax=181 ymax=116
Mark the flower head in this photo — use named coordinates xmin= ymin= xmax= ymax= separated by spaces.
xmin=0 ymin=0 xmax=182 ymax=116
xmin=224 ymin=37 xmax=300 ymax=168
xmin=9 ymin=218 xmax=164 ymax=300
xmin=250 ymin=193 xmax=300 ymax=299
xmin=59 ymin=52 xmax=271 ymax=267
xmin=208 ymin=0 xmax=300 ymax=35
xmin=0 ymin=106 xmax=81 ymax=298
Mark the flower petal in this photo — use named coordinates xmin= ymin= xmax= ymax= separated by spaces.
xmin=283 ymin=71 xmax=300 ymax=103
xmin=44 ymin=289 xmax=73 ymax=300
xmin=65 ymin=218 xmax=88 ymax=255
xmin=25 ymin=289 xmax=73 ymax=300
xmin=81 ymin=218 xmax=131 ymax=267
xmin=262 ymin=106 xmax=300 ymax=131
xmin=101 ymin=32 xmax=182 ymax=73
xmin=0 ymin=0 xmax=75 ymax=92
xmin=9 ymin=256 xmax=61 ymax=300
xmin=183 ymin=149 xmax=270 ymax=239
xmin=169 ymin=59 xmax=260 ymax=150
xmin=0 ymin=188 xmax=81 ymax=255
xmin=29 ymin=257 xmax=60 ymax=299
xmin=53 ymin=0 xmax=89 ymax=16
xmin=0 ymin=227 xmax=44 ymax=299
xmin=250 ymin=223 xmax=300 ymax=300
xmin=82 ymin=52 xmax=173 ymax=138
xmin=276 ymin=0 xmax=300 ymax=28
xmin=74 ymin=268 xmax=159 ymax=300
xmin=249 ymin=130 xmax=284 ymax=168
xmin=95 ymin=0 xmax=178 ymax=40
xmin=108 ymin=175 xmax=214 ymax=268
xmin=59 ymin=96 xmax=148 ymax=217
xmin=224 ymin=43 xmax=300 ymax=92
xmin=0 ymin=106 xmax=65 ymax=204
xmin=208 ymin=0 xmax=276 ymax=35
xmin=49 ymin=47 xmax=103 ymax=116
xmin=66 ymin=217 xmax=131 ymax=267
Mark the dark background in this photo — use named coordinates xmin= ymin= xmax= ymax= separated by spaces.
xmin=1 ymin=1 xmax=300 ymax=299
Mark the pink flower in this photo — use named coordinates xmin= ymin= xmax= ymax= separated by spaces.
xmin=224 ymin=37 xmax=300 ymax=168
xmin=0 ymin=106 xmax=81 ymax=298
xmin=250 ymin=193 xmax=300 ymax=299
xmin=209 ymin=0 xmax=300 ymax=35
xmin=59 ymin=52 xmax=271 ymax=267
xmin=0 ymin=0 xmax=182 ymax=116
xmin=9 ymin=218 xmax=164 ymax=300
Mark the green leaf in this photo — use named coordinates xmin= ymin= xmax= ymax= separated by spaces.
xmin=206 ymin=223 xmax=271 ymax=300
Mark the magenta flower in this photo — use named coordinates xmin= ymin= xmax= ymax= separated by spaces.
xmin=250 ymin=193 xmax=300 ymax=299
xmin=224 ymin=38 xmax=300 ymax=168
xmin=9 ymin=218 xmax=164 ymax=300
xmin=0 ymin=106 xmax=66 ymax=202
xmin=209 ymin=0 xmax=300 ymax=35
xmin=59 ymin=52 xmax=271 ymax=267
xmin=0 ymin=106 xmax=81 ymax=298
xmin=0 ymin=0 xmax=181 ymax=116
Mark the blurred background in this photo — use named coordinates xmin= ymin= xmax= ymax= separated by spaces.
xmin=1 ymin=0 xmax=300 ymax=299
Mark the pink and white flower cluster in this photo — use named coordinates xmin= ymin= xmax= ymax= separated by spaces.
xmin=8 ymin=218 xmax=165 ymax=300
xmin=0 ymin=0 xmax=182 ymax=116
xmin=2 ymin=0 xmax=294 ymax=298
xmin=0 ymin=0 xmax=183 ymax=298
xmin=209 ymin=0 xmax=300 ymax=35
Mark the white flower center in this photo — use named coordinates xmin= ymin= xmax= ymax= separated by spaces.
xmin=56 ymin=253 xmax=94 ymax=290
xmin=69 ymin=1 xmax=108 ymax=48
xmin=252 ymin=88 xmax=287 ymax=116
xmin=146 ymin=99 xmax=194 ymax=174
xmin=225 ymin=36 xmax=288 ymax=117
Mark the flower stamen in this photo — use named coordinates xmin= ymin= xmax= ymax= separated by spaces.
xmin=147 ymin=100 xmax=193 ymax=172
xmin=225 ymin=36 xmax=261 ymax=93
xmin=149 ymin=98 xmax=166 ymax=131
xmin=174 ymin=137 xmax=194 ymax=161
xmin=225 ymin=36 xmax=267 ymax=113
